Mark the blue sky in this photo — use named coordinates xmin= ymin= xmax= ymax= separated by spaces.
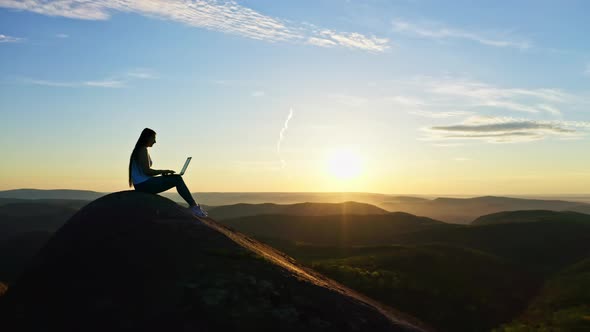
xmin=1 ymin=0 xmax=590 ymax=195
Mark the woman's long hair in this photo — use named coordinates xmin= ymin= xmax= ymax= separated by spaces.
xmin=128 ymin=128 xmax=156 ymax=187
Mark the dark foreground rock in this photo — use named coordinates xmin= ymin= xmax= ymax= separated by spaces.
xmin=1 ymin=191 xmax=430 ymax=332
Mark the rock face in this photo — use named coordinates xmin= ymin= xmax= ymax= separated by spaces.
xmin=1 ymin=191 xmax=429 ymax=332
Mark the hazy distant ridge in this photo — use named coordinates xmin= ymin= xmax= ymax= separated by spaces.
xmin=3 ymin=189 xmax=590 ymax=224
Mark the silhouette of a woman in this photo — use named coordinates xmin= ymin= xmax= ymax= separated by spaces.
xmin=128 ymin=128 xmax=207 ymax=217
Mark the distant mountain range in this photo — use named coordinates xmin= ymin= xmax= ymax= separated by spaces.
xmin=4 ymin=189 xmax=590 ymax=224
xmin=0 ymin=189 xmax=410 ymax=206
xmin=379 ymin=196 xmax=590 ymax=224
xmin=0 ymin=189 xmax=105 ymax=201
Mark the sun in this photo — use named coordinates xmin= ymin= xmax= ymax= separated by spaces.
xmin=326 ymin=148 xmax=363 ymax=180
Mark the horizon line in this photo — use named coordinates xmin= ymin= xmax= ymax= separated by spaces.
xmin=2 ymin=188 xmax=590 ymax=198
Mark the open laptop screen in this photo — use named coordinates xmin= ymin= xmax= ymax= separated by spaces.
xmin=180 ymin=157 xmax=192 ymax=175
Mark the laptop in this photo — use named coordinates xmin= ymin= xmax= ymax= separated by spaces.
xmin=175 ymin=157 xmax=192 ymax=176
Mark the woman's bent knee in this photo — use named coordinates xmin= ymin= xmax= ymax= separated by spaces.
xmin=170 ymin=174 xmax=183 ymax=183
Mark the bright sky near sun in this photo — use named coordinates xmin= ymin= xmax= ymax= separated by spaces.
xmin=1 ymin=0 xmax=590 ymax=195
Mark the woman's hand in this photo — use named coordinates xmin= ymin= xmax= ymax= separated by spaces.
xmin=161 ymin=169 xmax=175 ymax=175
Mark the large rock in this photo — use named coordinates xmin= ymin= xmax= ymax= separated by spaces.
xmin=1 ymin=191 xmax=429 ymax=332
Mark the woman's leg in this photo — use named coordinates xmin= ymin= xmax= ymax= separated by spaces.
xmin=134 ymin=175 xmax=197 ymax=207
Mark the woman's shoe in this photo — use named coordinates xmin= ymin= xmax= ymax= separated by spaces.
xmin=190 ymin=205 xmax=208 ymax=218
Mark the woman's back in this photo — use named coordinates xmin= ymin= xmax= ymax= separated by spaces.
xmin=131 ymin=147 xmax=152 ymax=185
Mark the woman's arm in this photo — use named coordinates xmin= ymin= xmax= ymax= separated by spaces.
xmin=137 ymin=147 xmax=165 ymax=176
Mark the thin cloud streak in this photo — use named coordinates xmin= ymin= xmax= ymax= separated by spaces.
xmin=125 ymin=68 xmax=157 ymax=79
xmin=0 ymin=0 xmax=389 ymax=52
xmin=277 ymin=108 xmax=294 ymax=169
xmin=424 ymin=116 xmax=588 ymax=143
xmin=392 ymin=19 xmax=530 ymax=49
xmin=407 ymin=76 xmax=573 ymax=116
xmin=0 ymin=33 xmax=22 ymax=43
xmin=19 ymin=68 xmax=157 ymax=88
xmin=83 ymin=80 xmax=126 ymax=88
xmin=311 ymin=30 xmax=389 ymax=52
xmin=23 ymin=78 xmax=126 ymax=88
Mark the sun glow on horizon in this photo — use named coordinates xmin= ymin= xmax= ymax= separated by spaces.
xmin=326 ymin=148 xmax=363 ymax=180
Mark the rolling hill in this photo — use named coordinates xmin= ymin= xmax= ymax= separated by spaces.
xmin=207 ymin=201 xmax=389 ymax=220
xmin=0 ymin=189 xmax=105 ymax=201
xmin=380 ymin=196 xmax=590 ymax=224
xmin=472 ymin=210 xmax=590 ymax=225
xmin=219 ymin=212 xmax=448 ymax=246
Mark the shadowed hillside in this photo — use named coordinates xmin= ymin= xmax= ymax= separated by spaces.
xmin=208 ymin=201 xmax=389 ymax=220
xmin=472 ymin=210 xmax=590 ymax=225
xmin=0 ymin=191 xmax=430 ymax=332
xmin=0 ymin=231 xmax=53 ymax=283
xmin=397 ymin=221 xmax=590 ymax=276
xmin=0 ymin=201 xmax=91 ymax=284
xmin=308 ymin=244 xmax=538 ymax=332
xmin=219 ymin=212 xmax=447 ymax=246
xmin=495 ymin=258 xmax=590 ymax=331
xmin=0 ymin=202 xmax=79 ymax=240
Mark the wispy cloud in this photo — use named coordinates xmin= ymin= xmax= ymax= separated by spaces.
xmin=351 ymin=76 xmax=572 ymax=122
xmin=410 ymin=76 xmax=572 ymax=116
xmin=83 ymin=79 xmax=126 ymax=88
xmin=537 ymin=104 xmax=562 ymax=116
xmin=307 ymin=37 xmax=338 ymax=48
xmin=309 ymin=30 xmax=389 ymax=52
xmin=55 ymin=33 xmax=69 ymax=38
xmin=0 ymin=33 xmax=23 ymax=43
xmin=423 ymin=77 xmax=568 ymax=104
xmin=392 ymin=19 xmax=530 ymax=49
xmin=277 ymin=108 xmax=294 ymax=169
xmin=585 ymin=63 xmax=590 ymax=76
xmin=21 ymin=79 xmax=77 ymax=87
xmin=20 ymin=68 xmax=156 ymax=88
xmin=23 ymin=78 xmax=126 ymax=88
xmin=424 ymin=116 xmax=587 ymax=143
xmin=0 ymin=0 xmax=389 ymax=52
xmin=376 ymin=75 xmax=590 ymax=143
xmin=125 ymin=68 xmax=157 ymax=80
xmin=251 ymin=91 xmax=265 ymax=97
